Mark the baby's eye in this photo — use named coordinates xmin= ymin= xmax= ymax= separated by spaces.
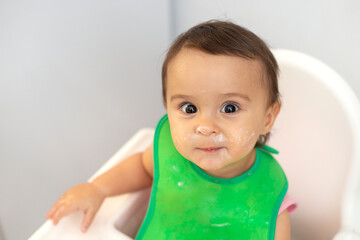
xmin=180 ymin=103 xmax=197 ymax=114
xmin=221 ymin=103 xmax=239 ymax=113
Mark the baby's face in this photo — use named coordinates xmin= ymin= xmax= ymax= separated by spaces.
xmin=165 ymin=48 xmax=277 ymax=177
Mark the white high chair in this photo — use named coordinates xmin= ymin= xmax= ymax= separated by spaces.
xmin=29 ymin=49 xmax=360 ymax=240
xmin=269 ymin=49 xmax=360 ymax=240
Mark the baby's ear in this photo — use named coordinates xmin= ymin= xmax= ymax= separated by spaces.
xmin=261 ymin=100 xmax=281 ymax=135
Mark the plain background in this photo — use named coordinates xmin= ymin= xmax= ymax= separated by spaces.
xmin=0 ymin=1 xmax=359 ymax=239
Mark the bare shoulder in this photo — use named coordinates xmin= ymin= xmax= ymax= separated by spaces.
xmin=275 ymin=210 xmax=291 ymax=240
xmin=141 ymin=142 xmax=154 ymax=178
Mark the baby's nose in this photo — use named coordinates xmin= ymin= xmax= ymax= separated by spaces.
xmin=196 ymin=126 xmax=213 ymax=135
xmin=195 ymin=113 xmax=220 ymax=136
xmin=195 ymin=125 xmax=219 ymax=136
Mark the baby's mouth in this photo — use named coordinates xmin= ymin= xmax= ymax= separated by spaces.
xmin=196 ymin=147 xmax=224 ymax=153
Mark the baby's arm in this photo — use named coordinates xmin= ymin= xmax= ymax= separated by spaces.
xmin=46 ymin=143 xmax=154 ymax=233
xmin=91 ymin=143 xmax=154 ymax=196
xmin=274 ymin=210 xmax=291 ymax=240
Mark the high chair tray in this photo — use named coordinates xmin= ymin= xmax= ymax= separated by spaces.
xmin=29 ymin=129 xmax=155 ymax=240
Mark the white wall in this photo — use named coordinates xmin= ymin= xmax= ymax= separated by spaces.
xmin=171 ymin=0 xmax=360 ymax=100
xmin=0 ymin=1 xmax=169 ymax=239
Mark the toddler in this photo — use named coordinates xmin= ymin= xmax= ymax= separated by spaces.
xmin=46 ymin=20 xmax=296 ymax=239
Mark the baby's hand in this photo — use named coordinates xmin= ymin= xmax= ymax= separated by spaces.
xmin=46 ymin=182 xmax=106 ymax=233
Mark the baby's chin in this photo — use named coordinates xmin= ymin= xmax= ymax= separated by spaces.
xmin=175 ymin=148 xmax=231 ymax=170
xmin=189 ymin=156 xmax=230 ymax=171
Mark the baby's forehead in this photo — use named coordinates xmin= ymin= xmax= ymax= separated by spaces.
xmin=178 ymin=47 xmax=264 ymax=69
xmin=171 ymin=49 xmax=267 ymax=86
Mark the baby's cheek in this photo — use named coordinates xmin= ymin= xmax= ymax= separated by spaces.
xmin=228 ymin=128 xmax=257 ymax=150
xmin=170 ymin=127 xmax=193 ymax=155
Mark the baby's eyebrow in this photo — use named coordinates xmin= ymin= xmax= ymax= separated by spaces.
xmin=222 ymin=93 xmax=251 ymax=102
xmin=170 ymin=93 xmax=251 ymax=102
xmin=170 ymin=94 xmax=192 ymax=102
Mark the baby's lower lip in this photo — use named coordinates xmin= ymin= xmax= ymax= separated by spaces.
xmin=197 ymin=147 xmax=223 ymax=153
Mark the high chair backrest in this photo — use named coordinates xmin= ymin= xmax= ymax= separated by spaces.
xmin=269 ymin=49 xmax=360 ymax=240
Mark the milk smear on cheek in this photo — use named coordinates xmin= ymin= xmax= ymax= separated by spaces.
xmin=172 ymin=126 xmax=256 ymax=152
xmin=171 ymin=126 xmax=257 ymax=170
xmin=182 ymin=126 xmax=233 ymax=168
xmin=195 ymin=126 xmax=256 ymax=147
xmin=211 ymin=129 xmax=257 ymax=162
xmin=228 ymin=128 xmax=257 ymax=152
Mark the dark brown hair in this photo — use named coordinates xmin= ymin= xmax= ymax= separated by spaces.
xmin=162 ymin=20 xmax=280 ymax=147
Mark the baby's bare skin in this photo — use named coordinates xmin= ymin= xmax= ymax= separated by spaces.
xmin=46 ymin=48 xmax=290 ymax=239
xmin=46 ymin=149 xmax=153 ymax=232
xmin=46 ymin=182 xmax=105 ymax=232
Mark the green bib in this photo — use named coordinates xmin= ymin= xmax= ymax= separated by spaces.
xmin=136 ymin=115 xmax=288 ymax=240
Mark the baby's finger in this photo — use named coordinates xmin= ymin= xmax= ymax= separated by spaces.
xmin=81 ymin=208 xmax=97 ymax=233
xmin=46 ymin=208 xmax=55 ymax=219
xmin=46 ymin=200 xmax=64 ymax=219
xmin=52 ymin=203 xmax=79 ymax=225
xmin=51 ymin=204 xmax=68 ymax=225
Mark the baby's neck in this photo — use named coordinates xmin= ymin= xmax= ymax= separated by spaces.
xmin=203 ymin=149 xmax=256 ymax=179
